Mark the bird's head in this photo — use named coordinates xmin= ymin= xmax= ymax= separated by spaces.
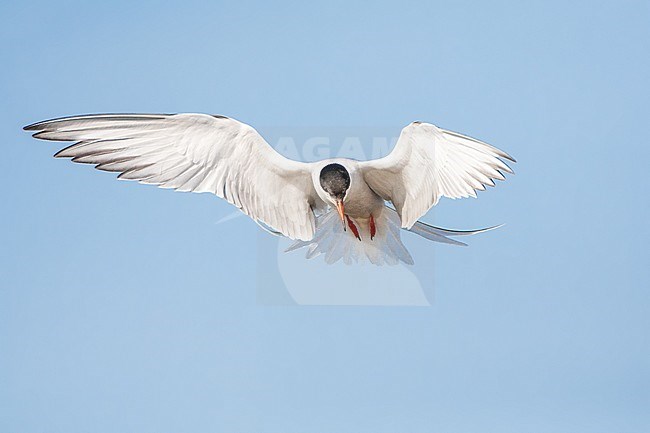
xmin=319 ymin=163 xmax=350 ymax=227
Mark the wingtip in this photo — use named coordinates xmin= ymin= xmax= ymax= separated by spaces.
xmin=501 ymin=152 xmax=517 ymax=164
xmin=23 ymin=122 xmax=40 ymax=131
xmin=500 ymin=160 xmax=516 ymax=175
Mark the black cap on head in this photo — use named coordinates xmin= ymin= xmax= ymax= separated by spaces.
xmin=319 ymin=163 xmax=350 ymax=200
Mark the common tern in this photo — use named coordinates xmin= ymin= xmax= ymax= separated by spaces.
xmin=24 ymin=113 xmax=515 ymax=265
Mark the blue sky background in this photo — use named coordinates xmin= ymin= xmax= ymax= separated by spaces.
xmin=1 ymin=1 xmax=649 ymax=432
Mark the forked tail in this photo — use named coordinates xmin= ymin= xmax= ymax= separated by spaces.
xmin=285 ymin=206 xmax=501 ymax=265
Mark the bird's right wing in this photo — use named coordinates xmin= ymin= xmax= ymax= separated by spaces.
xmin=360 ymin=122 xmax=515 ymax=229
xmin=25 ymin=113 xmax=318 ymax=240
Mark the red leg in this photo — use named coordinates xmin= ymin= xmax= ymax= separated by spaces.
xmin=369 ymin=214 xmax=376 ymax=240
xmin=346 ymin=216 xmax=361 ymax=241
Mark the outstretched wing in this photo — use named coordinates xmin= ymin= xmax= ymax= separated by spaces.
xmin=360 ymin=122 xmax=515 ymax=229
xmin=25 ymin=113 xmax=317 ymax=240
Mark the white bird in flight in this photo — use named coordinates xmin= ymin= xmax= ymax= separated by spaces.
xmin=24 ymin=113 xmax=515 ymax=265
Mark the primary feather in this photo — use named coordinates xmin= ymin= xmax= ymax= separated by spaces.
xmin=25 ymin=113 xmax=318 ymax=241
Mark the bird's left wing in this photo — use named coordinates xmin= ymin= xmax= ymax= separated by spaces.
xmin=25 ymin=113 xmax=318 ymax=240
xmin=360 ymin=122 xmax=515 ymax=229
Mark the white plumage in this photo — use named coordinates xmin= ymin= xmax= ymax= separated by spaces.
xmin=25 ymin=113 xmax=515 ymax=265
xmin=361 ymin=122 xmax=514 ymax=229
